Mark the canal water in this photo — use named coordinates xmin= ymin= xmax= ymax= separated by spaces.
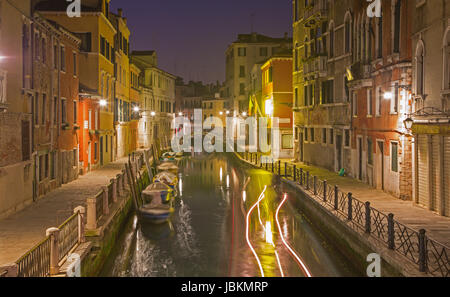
xmin=100 ymin=153 xmax=360 ymax=277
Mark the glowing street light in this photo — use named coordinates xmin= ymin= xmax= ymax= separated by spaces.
xmin=133 ymin=106 xmax=140 ymax=112
xmin=99 ymin=99 xmax=107 ymax=107
xmin=219 ymin=111 xmax=223 ymax=115
xmin=178 ymin=112 xmax=183 ymax=116
xmin=151 ymin=111 xmax=156 ymax=116
xmin=226 ymin=110 xmax=230 ymax=115
xmin=383 ymin=92 xmax=393 ymax=100
xmin=242 ymin=112 xmax=247 ymax=117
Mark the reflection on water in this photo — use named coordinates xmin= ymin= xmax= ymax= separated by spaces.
xmin=100 ymin=153 xmax=360 ymax=277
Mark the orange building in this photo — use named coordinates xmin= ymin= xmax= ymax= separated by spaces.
xmin=78 ymin=96 xmax=100 ymax=174
xmin=261 ymin=52 xmax=293 ymax=158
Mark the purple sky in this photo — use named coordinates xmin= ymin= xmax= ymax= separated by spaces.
xmin=110 ymin=0 xmax=292 ymax=84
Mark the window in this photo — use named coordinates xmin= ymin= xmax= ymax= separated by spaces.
xmin=294 ymin=88 xmax=298 ymax=107
xmin=344 ymin=129 xmax=350 ymax=147
xmin=60 ymin=46 xmax=66 ymax=72
xmin=53 ymin=97 xmax=58 ymax=124
xmin=45 ymin=154 xmax=49 ymax=178
xmin=100 ymin=36 xmax=105 ymax=56
xmin=322 ymin=80 xmax=334 ymax=104
xmin=41 ymin=94 xmax=46 ymax=125
xmin=73 ymin=101 xmax=77 ymax=124
xmin=34 ymin=94 xmax=40 ymax=125
xmin=344 ymin=14 xmax=352 ymax=53
xmin=34 ymin=32 xmax=40 ymax=60
xmin=352 ymin=92 xmax=358 ymax=116
xmin=330 ymin=129 xmax=334 ymax=145
xmin=21 ymin=120 xmax=30 ymax=161
xmin=61 ymin=99 xmax=67 ymax=124
xmin=310 ymin=128 xmax=315 ymax=143
xmin=416 ymin=42 xmax=424 ymax=95
xmin=391 ymin=142 xmax=398 ymax=172
xmin=94 ymin=142 xmax=98 ymax=160
xmin=377 ymin=17 xmax=383 ymax=58
xmin=41 ymin=38 xmax=46 ymax=64
xmin=239 ymin=65 xmax=245 ymax=78
xmin=344 ymin=76 xmax=349 ymax=101
xmin=329 ymin=22 xmax=335 ymax=58
xmin=51 ymin=152 xmax=56 ymax=179
xmin=268 ymin=66 xmax=273 ymax=83
xmin=376 ymin=87 xmax=382 ymax=116
xmin=367 ymin=89 xmax=373 ymax=116
xmin=392 ymin=83 xmax=399 ymax=114
xmin=367 ymin=138 xmax=373 ymax=165
xmin=322 ymin=128 xmax=327 ymax=144
xmin=239 ymin=83 xmax=245 ymax=95
xmin=282 ymin=134 xmax=293 ymax=149
xmin=73 ymin=53 xmax=77 ymax=76
xmin=95 ymin=110 xmax=98 ymax=130
xmin=393 ymin=0 xmax=401 ymax=53
xmin=305 ymin=128 xmax=309 ymax=142
xmin=238 ymin=47 xmax=247 ymax=57
xmin=260 ymin=47 xmax=268 ymax=56
xmin=53 ymin=45 xmax=58 ymax=69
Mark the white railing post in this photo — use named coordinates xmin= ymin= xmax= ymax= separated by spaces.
xmin=86 ymin=197 xmax=97 ymax=230
xmin=111 ymin=178 xmax=117 ymax=202
xmin=46 ymin=227 xmax=60 ymax=275
xmin=102 ymin=187 xmax=109 ymax=215
xmin=74 ymin=206 xmax=85 ymax=243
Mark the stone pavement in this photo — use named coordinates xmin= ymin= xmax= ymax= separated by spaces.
xmin=279 ymin=160 xmax=450 ymax=247
xmin=0 ymin=158 xmax=128 ymax=265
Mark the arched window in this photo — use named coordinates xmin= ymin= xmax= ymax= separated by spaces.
xmin=344 ymin=12 xmax=352 ymax=54
xmin=443 ymin=28 xmax=450 ymax=90
xmin=329 ymin=21 xmax=335 ymax=58
xmin=304 ymin=37 xmax=309 ymax=57
xmin=415 ymin=41 xmax=425 ymax=96
xmin=377 ymin=15 xmax=383 ymax=58
xmin=393 ymin=0 xmax=401 ymax=53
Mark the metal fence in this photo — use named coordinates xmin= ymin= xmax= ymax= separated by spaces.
xmin=242 ymin=152 xmax=449 ymax=277
xmin=58 ymin=211 xmax=79 ymax=262
xmin=16 ymin=236 xmax=51 ymax=277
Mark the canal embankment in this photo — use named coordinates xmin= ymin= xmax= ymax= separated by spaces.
xmin=0 ymin=147 xmax=160 ymax=277
xmin=234 ymin=152 xmax=449 ymax=277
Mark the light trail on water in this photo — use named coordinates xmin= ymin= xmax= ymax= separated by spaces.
xmin=245 ymin=186 xmax=267 ymax=277
xmin=275 ymin=193 xmax=312 ymax=277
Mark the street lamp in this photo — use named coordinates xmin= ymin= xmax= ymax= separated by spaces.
xmin=242 ymin=111 xmax=247 ymax=117
xmin=404 ymin=117 xmax=414 ymax=130
xmin=151 ymin=111 xmax=156 ymax=117
xmin=226 ymin=110 xmax=230 ymax=115
xmin=178 ymin=112 xmax=183 ymax=116
xmin=219 ymin=111 xmax=223 ymax=115
xmin=133 ymin=106 xmax=140 ymax=113
xmin=99 ymin=99 xmax=107 ymax=107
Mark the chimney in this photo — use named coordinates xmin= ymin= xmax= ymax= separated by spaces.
xmin=118 ymin=8 xmax=123 ymax=17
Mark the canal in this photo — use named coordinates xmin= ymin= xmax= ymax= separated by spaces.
xmin=100 ymin=153 xmax=360 ymax=277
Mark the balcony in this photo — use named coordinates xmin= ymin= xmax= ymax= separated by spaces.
xmin=303 ymin=0 xmax=328 ymax=26
xmin=303 ymin=54 xmax=327 ymax=76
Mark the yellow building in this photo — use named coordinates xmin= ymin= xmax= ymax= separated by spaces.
xmin=202 ymin=97 xmax=227 ymax=127
xmin=129 ymin=63 xmax=141 ymax=153
xmin=110 ymin=9 xmax=132 ymax=158
xmin=37 ymin=0 xmax=116 ymax=167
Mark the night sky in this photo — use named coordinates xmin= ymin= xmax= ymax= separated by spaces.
xmin=109 ymin=0 xmax=292 ymax=84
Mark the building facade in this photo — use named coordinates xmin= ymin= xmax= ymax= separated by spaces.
xmin=132 ymin=51 xmax=176 ymax=150
xmin=225 ymin=33 xmax=292 ymax=115
xmin=293 ymin=0 xmax=353 ymax=173
xmin=0 ymin=0 xmax=33 ymax=218
xmin=349 ymin=0 xmax=413 ymax=200
xmin=261 ymin=53 xmax=294 ymax=159
xmin=411 ymin=0 xmax=450 ymax=216
xmin=37 ymin=0 xmax=117 ymax=172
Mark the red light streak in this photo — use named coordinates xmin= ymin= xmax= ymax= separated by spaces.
xmin=275 ymin=193 xmax=312 ymax=277
xmin=246 ymin=186 xmax=267 ymax=277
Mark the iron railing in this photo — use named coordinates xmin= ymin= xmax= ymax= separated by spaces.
xmin=58 ymin=212 xmax=79 ymax=262
xmin=242 ymin=152 xmax=450 ymax=277
xmin=16 ymin=236 xmax=51 ymax=277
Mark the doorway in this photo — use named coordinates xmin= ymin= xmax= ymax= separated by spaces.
xmin=358 ymin=137 xmax=363 ymax=180
xmin=336 ymin=135 xmax=343 ymax=171
xmin=376 ymin=141 xmax=384 ymax=190
xmin=100 ymin=136 xmax=104 ymax=166
xmin=299 ymin=132 xmax=304 ymax=162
